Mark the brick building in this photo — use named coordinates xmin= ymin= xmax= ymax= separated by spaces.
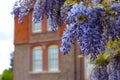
xmin=14 ymin=12 xmax=93 ymax=80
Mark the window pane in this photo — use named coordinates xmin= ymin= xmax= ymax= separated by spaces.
xmin=49 ymin=47 xmax=58 ymax=58
xmin=47 ymin=18 xmax=52 ymax=31
xmin=32 ymin=22 xmax=42 ymax=33
xmin=48 ymin=46 xmax=59 ymax=71
xmin=49 ymin=60 xmax=58 ymax=70
xmin=32 ymin=47 xmax=42 ymax=71
xmin=33 ymin=61 xmax=42 ymax=71
xmin=32 ymin=12 xmax=42 ymax=33
xmin=47 ymin=18 xmax=58 ymax=31
xmin=33 ymin=49 xmax=42 ymax=60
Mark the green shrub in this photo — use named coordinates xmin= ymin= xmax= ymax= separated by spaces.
xmin=2 ymin=69 xmax=13 ymax=80
xmin=0 ymin=75 xmax=2 ymax=80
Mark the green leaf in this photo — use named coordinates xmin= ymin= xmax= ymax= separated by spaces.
xmin=64 ymin=0 xmax=78 ymax=5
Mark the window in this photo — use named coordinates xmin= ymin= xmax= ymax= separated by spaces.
xmin=32 ymin=13 xmax=42 ymax=33
xmin=32 ymin=22 xmax=42 ymax=33
xmin=47 ymin=18 xmax=58 ymax=31
xmin=84 ymin=56 xmax=94 ymax=80
xmin=32 ymin=47 xmax=42 ymax=72
xmin=48 ymin=45 xmax=59 ymax=71
xmin=47 ymin=18 xmax=52 ymax=31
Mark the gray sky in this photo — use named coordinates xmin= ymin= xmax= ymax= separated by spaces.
xmin=0 ymin=0 xmax=16 ymax=74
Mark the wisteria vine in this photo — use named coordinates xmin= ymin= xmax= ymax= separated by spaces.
xmin=60 ymin=1 xmax=120 ymax=59
xmin=12 ymin=0 xmax=65 ymax=30
xmin=12 ymin=0 xmax=120 ymax=59
xmin=12 ymin=0 xmax=35 ymax=23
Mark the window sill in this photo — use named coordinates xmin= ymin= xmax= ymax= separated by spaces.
xmin=29 ymin=70 xmax=61 ymax=74
xmin=47 ymin=30 xmax=58 ymax=33
xmin=31 ymin=31 xmax=57 ymax=35
xmin=32 ymin=32 xmax=42 ymax=34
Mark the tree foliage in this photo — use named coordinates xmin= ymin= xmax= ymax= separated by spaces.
xmin=0 ymin=52 xmax=14 ymax=80
xmin=2 ymin=69 xmax=13 ymax=80
xmin=12 ymin=0 xmax=120 ymax=59
xmin=9 ymin=52 xmax=14 ymax=71
xmin=0 ymin=75 xmax=2 ymax=80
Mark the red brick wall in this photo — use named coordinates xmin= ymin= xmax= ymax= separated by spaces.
xmin=14 ymin=12 xmax=85 ymax=80
xmin=14 ymin=15 xmax=29 ymax=44
xmin=14 ymin=44 xmax=84 ymax=80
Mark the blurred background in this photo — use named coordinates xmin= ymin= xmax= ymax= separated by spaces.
xmin=0 ymin=0 xmax=16 ymax=76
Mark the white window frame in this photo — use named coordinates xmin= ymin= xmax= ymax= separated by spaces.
xmin=32 ymin=47 xmax=43 ymax=72
xmin=32 ymin=22 xmax=42 ymax=33
xmin=32 ymin=13 xmax=42 ymax=33
xmin=47 ymin=18 xmax=52 ymax=31
xmin=48 ymin=45 xmax=59 ymax=71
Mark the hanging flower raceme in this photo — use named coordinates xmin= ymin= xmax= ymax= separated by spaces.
xmin=90 ymin=66 xmax=108 ymax=80
xmin=12 ymin=0 xmax=120 ymax=59
xmin=107 ymin=54 xmax=120 ymax=80
xmin=60 ymin=23 xmax=78 ymax=54
xmin=111 ymin=2 xmax=120 ymax=16
xmin=12 ymin=0 xmax=66 ymax=30
xmin=105 ymin=36 xmax=120 ymax=80
xmin=12 ymin=0 xmax=35 ymax=23
xmin=61 ymin=4 xmax=72 ymax=23
xmin=60 ymin=1 xmax=120 ymax=59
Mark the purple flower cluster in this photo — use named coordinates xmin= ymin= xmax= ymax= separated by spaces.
xmin=116 ymin=16 xmax=120 ymax=37
xmin=61 ymin=5 xmax=72 ymax=23
xmin=90 ymin=55 xmax=120 ymax=80
xmin=12 ymin=0 xmax=35 ymax=23
xmin=107 ymin=58 xmax=120 ymax=80
xmin=90 ymin=66 xmax=108 ymax=80
xmin=60 ymin=2 xmax=107 ymax=59
xmin=111 ymin=2 xmax=120 ymax=15
xmin=66 ymin=2 xmax=87 ymax=23
xmin=12 ymin=0 xmax=65 ymax=30
xmin=32 ymin=0 xmax=45 ymax=23
xmin=33 ymin=0 xmax=64 ymax=31
xmin=12 ymin=0 xmax=120 ymax=58
xmin=60 ymin=23 xmax=78 ymax=54
xmin=60 ymin=2 xmax=120 ymax=59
